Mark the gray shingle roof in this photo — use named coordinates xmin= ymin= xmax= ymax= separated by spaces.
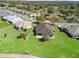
xmin=35 ymin=23 xmax=53 ymax=37
xmin=65 ymin=24 xmax=79 ymax=37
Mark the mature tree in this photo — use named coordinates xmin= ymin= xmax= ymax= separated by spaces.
xmin=26 ymin=4 xmax=32 ymax=11
xmin=16 ymin=5 xmax=23 ymax=9
xmin=47 ymin=7 xmax=54 ymax=14
xmin=69 ymin=6 xmax=76 ymax=9
xmin=60 ymin=9 xmax=76 ymax=15
xmin=76 ymin=8 xmax=79 ymax=16
xmin=36 ymin=16 xmax=45 ymax=22
xmin=8 ymin=4 xmax=16 ymax=7
xmin=0 ymin=3 xmax=6 ymax=7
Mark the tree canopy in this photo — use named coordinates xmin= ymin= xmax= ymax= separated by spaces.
xmin=47 ymin=7 xmax=54 ymax=14
xmin=0 ymin=3 xmax=6 ymax=7
xmin=36 ymin=16 xmax=45 ymax=22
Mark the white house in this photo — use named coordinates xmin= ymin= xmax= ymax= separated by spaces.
xmin=3 ymin=15 xmax=32 ymax=30
xmin=3 ymin=15 xmax=23 ymax=24
xmin=15 ymin=21 xmax=32 ymax=30
xmin=30 ymin=13 xmax=41 ymax=17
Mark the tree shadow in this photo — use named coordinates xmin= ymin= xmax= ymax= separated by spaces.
xmin=38 ymin=38 xmax=48 ymax=42
xmin=16 ymin=36 xmax=22 ymax=39
xmin=76 ymin=38 xmax=79 ymax=40
xmin=64 ymin=31 xmax=72 ymax=38
xmin=33 ymin=27 xmax=36 ymax=36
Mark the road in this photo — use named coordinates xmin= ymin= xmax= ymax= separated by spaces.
xmin=54 ymin=23 xmax=79 ymax=26
xmin=0 ymin=54 xmax=38 ymax=58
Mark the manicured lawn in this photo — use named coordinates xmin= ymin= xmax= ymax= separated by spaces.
xmin=0 ymin=19 xmax=10 ymax=28
xmin=0 ymin=19 xmax=79 ymax=58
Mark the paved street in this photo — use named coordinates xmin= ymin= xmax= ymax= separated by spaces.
xmin=55 ymin=23 xmax=79 ymax=26
xmin=0 ymin=54 xmax=38 ymax=58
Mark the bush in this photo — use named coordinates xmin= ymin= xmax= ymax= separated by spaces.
xmin=23 ymin=29 xmax=27 ymax=32
xmin=17 ymin=32 xmax=27 ymax=40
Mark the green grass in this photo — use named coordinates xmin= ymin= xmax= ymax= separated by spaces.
xmin=0 ymin=19 xmax=10 ymax=28
xmin=0 ymin=19 xmax=79 ymax=58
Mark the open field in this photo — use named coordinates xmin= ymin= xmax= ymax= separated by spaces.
xmin=0 ymin=18 xmax=79 ymax=58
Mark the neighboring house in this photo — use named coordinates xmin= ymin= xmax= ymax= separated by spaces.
xmin=30 ymin=13 xmax=41 ymax=17
xmin=3 ymin=15 xmax=23 ymax=24
xmin=76 ymin=18 xmax=79 ymax=22
xmin=64 ymin=16 xmax=73 ymax=22
xmin=15 ymin=21 xmax=32 ymax=30
xmin=3 ymin=15 xmax=32 ymax=30
xmin=60 ymin=24 xmax=79 ymax=38
xmin=23 ymin=18 xmax=37 ymax=22
xmin=34 ymin=23 xmax=53 ymax=39
xmin=0 ymin=10 xmax=14 ymax=17
xmin=44 ymin=20 xmax=54 ymax=25
xmin=7 ymin=7 xmax=41 ymax=17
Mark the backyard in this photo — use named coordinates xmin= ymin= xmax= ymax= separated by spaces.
xmin=0 ymin=18 xmax=79 ymax=58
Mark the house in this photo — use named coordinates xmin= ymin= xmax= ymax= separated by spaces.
xmin=34 ymin=23 xmax=53 ymax=39
xmin=64 ymin=16 xmax=73 ymax=22
xmin=15 ymin=21 xmax=32 ymax=30
xmin=0 ymin=10 xmax=13 ymax=17
xmin=76 ymin=18 xmax=79 ymax=22
xmin=44 ymin=20 xmax=54 ymax=25
xmin=23 ymin=18 xmax=37 ymax=22
xmin=3 ymin=15 xmax=23 ymax=24
xmin=30 ymin=13 xmax=41 ymax=17
xmin=60 ymin=24 xmax=79 ymax=38
xmin=3 ymin=15 xmax=32 ymax=30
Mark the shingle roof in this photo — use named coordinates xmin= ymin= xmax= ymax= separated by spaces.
xmin=64 ymin=16 xmax=73 ymax=20
xmin=15 ymin=21 xmax=32 ymax=29
xmin=65 ymin=24 xmax=79 ymax=36
xmin=76 ymin=18 xmax=79 ymax=22
xmin=74 ymin=27 xmax=79 ymax=36
xmin=35 ymin=23 xmax=53 ymax=36
xmin=3 ymin=15 xmax=23 ymax=24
